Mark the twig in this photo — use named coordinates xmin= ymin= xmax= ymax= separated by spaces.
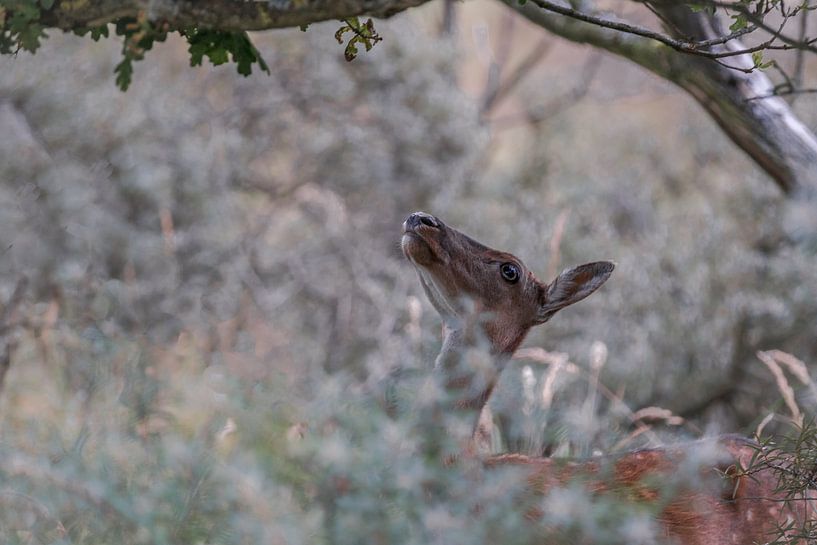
xmin=482 ymin=36 xmax=553 ymax=114
xmin=440 ymin=0 xmax=457 ymax=36
xmin=746 ymin=88 xmax=817 ymax=101
xmin=481 ymin=11 xmax=519 ymax=112
xmin=546 ymin=209 xmax=570 ymax=280
xmin=0 ymin=277 xmax=27 ymax=329
xmin=526 ymin=0 xmax=778 ymax=58
xmin=793 ymin=7 xmax=809 ymax=91
xmin=492 ymin=51 xmax=602 ymax=130
xmin=0 ymin=278 xmax=28 ymax=393
xmin=690 ymin=0 xmax=817 ymax=54
xmin=643 ymin=1 xmax=689 ymax=38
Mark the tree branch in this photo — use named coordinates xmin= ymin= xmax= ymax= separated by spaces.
xmin=482 ymin=36 xmax=554 ymax=114
xmin=525 ymin=0 xmax=764 ymax=59
xmin=13 ymin=0 xmax=817 ymax=197
xmin=669 ymin=0 xmax=817 ymax=55
xmin=35 ymin=0 xmax=434 ymax=32
xmin=502 ymin=0 xmax=817 ymax=196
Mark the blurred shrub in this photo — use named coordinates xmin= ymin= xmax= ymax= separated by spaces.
xmin=485 ymin=105 xmax=817 ymax=446
xmin=0 ymin=8 xmax=815 ymax=545
xmin=0 ymin=19 xmax=484 ymax=347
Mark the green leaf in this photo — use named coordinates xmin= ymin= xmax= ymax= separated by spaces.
xmin=90 ymin=26 xmax=109 ymax=41
xmin=114 ymin=57 xmax=134 ymax=91
xmin=39 ymin=0 xmax=54 ymax=9
xmin=188 ymin=43 xmax=207 ymax=66
xmin=0 ymin=35 xmax=13 ymax=55
xmin=184 ymin=29 xmax=269 ymax=77
xmin=11 ymin=19 xmax=46 ymax=52
xmin=209 ymin=47 xmax=229 ymax=65
xmin=10 ymin=2 xmax=39 ymax=21
xmin=345 ymin=39 xmax=359 ymax=62
xmin=688 ymin=3 xmax=716 ymax=15
xmin=334 ymin=18 xmax=383 ymax=62
xmin=729 ymin=14 xmax=748 ymax=32
xmin=335 ymin=25 xmax=352 ymax=44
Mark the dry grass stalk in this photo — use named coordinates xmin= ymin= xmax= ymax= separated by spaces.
xmin=583 ymin=341 xmax=608 ymax=424
xmin=757 ymin=350 xmax=803 ymax=426
xmin=632 ymin=406 xmax=684 ymax=426
xmin=514 ymin=347 xmax=664 ymax=446
xmin=514 ymin=348 xmax=573 ymax=410
xmin=766 ymin=349 xmax=817 ymax=401
xmin=755 ymin=412 xmax=775 ymax=438
xmin=406 ymin=295 xmax=423 ymax=346
xmin=545 ymin=209 xmax=570 ymax=280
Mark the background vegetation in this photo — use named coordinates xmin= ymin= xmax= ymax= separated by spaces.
xmin=0 ymin=2 xmax=815 ymax=543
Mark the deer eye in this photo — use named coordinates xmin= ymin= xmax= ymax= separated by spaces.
xmin=500 ymin=263 xmax=520 ymax=284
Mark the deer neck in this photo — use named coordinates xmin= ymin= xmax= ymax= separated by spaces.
xmin=433 ymin=318 xmax=528 ymax=419
xmin=401 ymin=211 xmax=615 ymax=457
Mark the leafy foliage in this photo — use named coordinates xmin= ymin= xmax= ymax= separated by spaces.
xmin=0 ymin=6 xmax=269 ymax=90
xmin=183 ymin=28 xmax=270 ymax=76
xmin=109 ymin=20 xmax=270 ymax=91
xmin=0 ymin=0 xmax=48 ymax=54
xmin=334 ymin=17 xmax=383 ymax=62
xmin=742 ymin=419 xmax=817 ymax=544
xmin=111 ymin=16 xmax=169 ymax=91
xmin=0 ymin=8 xmax=382 ymax=90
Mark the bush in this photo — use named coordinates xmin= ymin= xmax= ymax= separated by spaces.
xmin=0 ymin=11 xmax=815 ymax=545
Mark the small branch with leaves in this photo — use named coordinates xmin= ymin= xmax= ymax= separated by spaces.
xmin=334 ymin=17 xmax=383 ymax=61
xmin=0 ymin=0 xmax=391 ymax=90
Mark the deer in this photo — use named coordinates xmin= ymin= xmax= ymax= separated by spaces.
xmin=401 ymin=211 xmax=813 ymax=545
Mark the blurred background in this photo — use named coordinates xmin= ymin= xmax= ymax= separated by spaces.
xmin=0 ymin=1 xmax=815 ymax=543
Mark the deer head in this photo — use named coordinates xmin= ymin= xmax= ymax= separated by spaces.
xmin=401 ymin=211 xmax=614 ymax=356
xmin=401 ymin=213 xmax=815 ymax=545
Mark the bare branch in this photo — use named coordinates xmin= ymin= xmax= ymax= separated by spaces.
xmin=525 ymin=0 xmax=768 ymax=59
xmin=746 ymin=88 xmax=817 ymax=101
xmin=0 ymin=278 xmax=28 ymax=394
xmin=675 ymin=0 xmax=817 ymax=55
xmin=440 ymin=0 xmax=457 ymax=36
xmin=793 ymin=7 xmax=809 ymax=91
xmin=482 ymin=36 xmax=554 ymax=114
xmin=491 ymin=52 xmax=601 ymax=129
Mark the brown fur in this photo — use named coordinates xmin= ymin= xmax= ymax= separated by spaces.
xmin=401 ymin=212 xmax=815 ymax=545
xmin=488 ymin=435 xmax=811 ymax=545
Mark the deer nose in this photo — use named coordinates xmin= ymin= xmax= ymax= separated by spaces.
xmin=405 ymin=211 xmax=439 ymax=230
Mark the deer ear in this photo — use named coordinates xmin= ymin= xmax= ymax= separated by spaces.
xmin=536 ymin=261 xmax=615 ymax=324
